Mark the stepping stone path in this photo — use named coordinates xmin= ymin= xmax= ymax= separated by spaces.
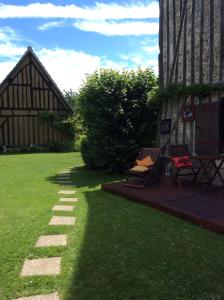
xmin=58 ymin=190 xmax=76 ymax=195
xmin=14 ymin=292 xmax=59 ymax=300
xmin=49 ymin=216 xmax=76 ymax=225
xmin=60 ymin=198 xmax=78 ymax=202
xmin=35 ymin=235 xmax=67 ymax=247
xmin=21 ymin=257 xmax=61 ymax=276
xmin=17 ymin=167 xmax=78 ymax=299
xmin=52 ymin=205 xmax=74 ymax=212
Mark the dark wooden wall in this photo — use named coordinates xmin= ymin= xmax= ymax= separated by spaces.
xmin=0 ymin=51 xmax=71 ymax=147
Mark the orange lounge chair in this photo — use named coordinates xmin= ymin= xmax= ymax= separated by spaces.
xmin=124 ymin=148 xmax=161 ymax=188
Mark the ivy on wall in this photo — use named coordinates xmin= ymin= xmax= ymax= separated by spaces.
xmin=157 ymin=83 xmax=224 ymax=103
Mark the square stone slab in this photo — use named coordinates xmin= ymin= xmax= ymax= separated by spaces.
xmin=14 ymin=292 xmax=59 ymax=300
xmin=20 ymin=257 xmax=61 ymax=276
xmin=59 ymin=170 xmax=71 ymax=174
xmin=58 ymin=190 xmax=76 ymax=195
xmin=60 ymin=198 xmax=78 ymax=202
xmin=58 ymin=182 xmax=75 ymax=187
xmin=52 ymin=205 xmax=74 ymax=212
xmin=57 ymin=179 xmax=73 ymax=184
xmin=35 ymin=234 xmax=67 ymax=247
xmin=49 ymin=216 xmax=76 ymax=225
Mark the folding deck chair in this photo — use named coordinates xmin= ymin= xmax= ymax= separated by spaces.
xmin=124 ymin=148 xmax=161 ymax=188
xmin=168 ymin=144 xmax=200 ymax=187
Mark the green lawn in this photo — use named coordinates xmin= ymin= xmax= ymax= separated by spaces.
xmin=0 ymin=153 xmax=224 ymax=300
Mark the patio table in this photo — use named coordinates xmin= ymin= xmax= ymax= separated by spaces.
xmin=193 ymin=155 xmax=224 ymax=190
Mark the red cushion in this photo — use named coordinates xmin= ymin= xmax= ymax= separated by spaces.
xmin=171 ymin=155 xmax=193 ymax=168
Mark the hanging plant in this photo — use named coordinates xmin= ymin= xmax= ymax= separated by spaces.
xmin=157 ymin=83 xmax=224 ymax=103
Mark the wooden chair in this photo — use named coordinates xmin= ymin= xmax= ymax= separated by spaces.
xmin=124 ymin=148 xmax=161 ymax=188
xmin=168 ymin=144 xmax=199 ymax=187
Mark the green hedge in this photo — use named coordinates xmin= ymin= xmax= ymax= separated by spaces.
xmin=79 ymin=68 xmax=158 ymax=173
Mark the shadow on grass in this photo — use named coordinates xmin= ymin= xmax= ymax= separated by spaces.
xmin=75 ymin=169 xmax=224 ymax=299
xmin=46 ymin=166 xmax=124 ymax=189
xmin=46 ymin=165 xmax=224 ymax=300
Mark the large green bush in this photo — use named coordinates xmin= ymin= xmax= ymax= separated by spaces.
xmin=79 ymin=68 xmax=158 ymax=172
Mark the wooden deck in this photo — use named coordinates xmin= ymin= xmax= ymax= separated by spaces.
xmin=102 ymin=178 xmax=224 ymax=235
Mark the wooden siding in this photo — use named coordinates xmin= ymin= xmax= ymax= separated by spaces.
xmin=159 ymin=0 xmax=223 ymax=86
xmin=0 ymin=48 xmax=72 ymax=147
xmin=159 ymin=0 xmax=224 ymax=154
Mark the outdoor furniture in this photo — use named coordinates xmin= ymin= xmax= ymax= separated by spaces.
xmin=124 ymin=148 xmax=161 ymax=188
xmin=193 ymin=155 xmax=224 ymax=191
xmin=168 ymin=144 xmax=200 ymax=187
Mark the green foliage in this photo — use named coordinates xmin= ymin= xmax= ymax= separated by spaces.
xmin=64 ymin=90 xmax=86 ymax=150
xmin=48 ymin=140 xmax=72 ymax=152
xmin=158 ymin=82 xmax=224 ymax=103
xmin=79 ymin=68 xmax=158 ymax=172
xmin=74 ymin=134 xmax=86 ymax=152
xmin=39 ymin=111 xmax=75 ymax=139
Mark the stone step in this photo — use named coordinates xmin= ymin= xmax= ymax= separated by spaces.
xmin=58 ymin=190 xmax=76 ymax=195
xmin=35 ymin=235 xmax=67 ymax=247
xmin=49 ymin=216 xmax=76 ymax=226
xmin=20 ymin=257 xmax=61 ymax=276
xmin=52 ymin=205 xmax=74 ymax=212
xmin=13 ymin=292 xmax=59 ymax=300
xmin=59 ymin=198 xmax=78 ymax=202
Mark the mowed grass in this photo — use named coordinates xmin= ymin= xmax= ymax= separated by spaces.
xmin=1 ymin=153 xmax=224 ymax=300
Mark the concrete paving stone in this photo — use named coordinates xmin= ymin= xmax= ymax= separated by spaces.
xmin=35 ymin=234 xmax=67 ymax=247
xmin=58 ymin=190 xmax=76 ymax=195
xmin=59 ymin=198 xmax=78 ymax=202
xmin=59 ymin=185 xmax=76 ymax=188
xmin=49 ymin=216 xmax=76 ymax=225
xmin=20 ymin=257 xmax=61 ymax=276
xmin=14 ymin=292 xmax=59 ymax=300
xmin=57 ymin=181 xmax=73 ymax=185
xmin=52 ymin=205 xmax=74 ymax=212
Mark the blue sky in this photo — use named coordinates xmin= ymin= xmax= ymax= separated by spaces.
xmin=0 ymin=1 xmax=159 ymax=92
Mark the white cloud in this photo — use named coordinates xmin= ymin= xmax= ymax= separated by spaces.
xmin=0 ymin=42 xmax=26 ymax=57
xmin=0 ymin=26 xmax=159 ymax=92
xmin=0 ymin=43 xmax=158 ymax=92
xmin=142 ymin=44 xmax=159 ymax=54
xmin=0 ymin=2 xmax=159 ymax=20
xmin=0 ymin=28 xmax=26 ymax=57
xmin=0 ymin=61 xmax=18 ymax=82
xmin=0 ymin=46 xmax=103 ymax=92
xmin=36 ymin=48 xmax=102 ymax=91
xmin=0 ymin=27 xmax=21 ymax=43
xmin=73 ymin=20 xmax=159 ymax=36
xmin=38 ymin=21 xmax=65 ymax=31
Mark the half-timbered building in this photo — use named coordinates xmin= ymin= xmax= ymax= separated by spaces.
xmin=159 ymin=0 xmax=224 ymax=155
xmin=0 ymin=47 xmax=73 ymax=149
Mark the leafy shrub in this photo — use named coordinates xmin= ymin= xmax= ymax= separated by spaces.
xmin=29 ymin=144 xmax=41 ymax=152
xmin=79 ymin=68 xmax=158 ymax=172
xmin=74 ymin=134 xmax=86 ymax=152
xmin=48 ymin=141 xmax=71 ymax=152
xmin=39 ymin=111 xmax=76 ymax=139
